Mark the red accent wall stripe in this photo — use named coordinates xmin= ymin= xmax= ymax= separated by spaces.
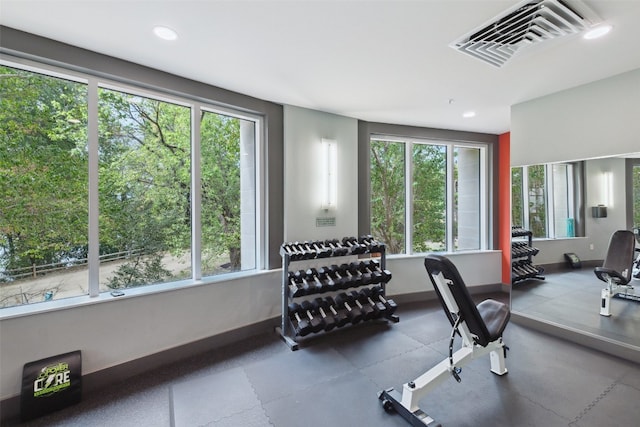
xmin=498 ymin=132 xmax=511 ymax=285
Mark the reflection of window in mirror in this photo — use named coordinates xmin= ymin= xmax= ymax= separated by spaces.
xmin=511 ymin=162 xmax=585 ymax=238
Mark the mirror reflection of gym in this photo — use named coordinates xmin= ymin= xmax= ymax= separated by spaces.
xmin=509 ymin=155 xmax=640 ymax=352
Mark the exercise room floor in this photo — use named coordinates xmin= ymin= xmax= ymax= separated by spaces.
xmin=12 ymin=291 xmax=640 ymax=427
xmin=512 ymin=268 xmax=640 ymax=348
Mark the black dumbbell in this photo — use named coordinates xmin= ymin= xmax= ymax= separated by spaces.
xmin=300 ymin=300 xmax=324 ymax=333
xmin=282 ymin=243 xmax=302 ymax=260
xmin=287 ymin=271 xmax=305 ymax=297
xmin=365 ymin=260 xmax=392 ymax=284
xmin=339 ymin=263 xmax=363 ymax=288
xmin=335 ymin=293 xmax=363 ymax=324
xmin=312 ymin=298 xmax=337 ymax=331
xmin=316 ymin=267 xmax=338 ymax=291
xmin=342 ymin=236 xmax=366 ymax=254
xmin=353 ymin=262 xmax=373 ymax=285
xmin=361 ymin=260 xmax=382 ymax=284
xmin=323 ymin=297 xmax=350 ymax=328
xmin=327 ymin=264 xmax=349 ymax=289
xmin=305 ymin=268 xmax=324 ymax=294
xmin=286 ymin=242 xmax=302 ymax=260
xmin=371 ymin=287 xmax=398 ymax=316
xmin=349 ymin=290 xmax=376 ymax=320
xmin=288 ymin=303 xmax=311 ymax=336
xmin=325 ymin=239 xmax=349 ymax=256
xmin=311 ymin=241 xmax=332 ymax=258
xmin=348 ymin=264 xmax=369 ymax=286
xmin=293 ymin=270 xmax=312 ymax=295
xmin=299 ymin=241 xmax=317 ymax=259
xmin=294 ymin=241 xmax=316 ymax=260
xmin=359 ymin=235 xmax=383 ymax=253
xmin=358 ymin=288 xmax=387 ymax=318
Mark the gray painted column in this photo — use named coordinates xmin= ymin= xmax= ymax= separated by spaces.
xmin=457 ymin=148 xmax=480 ymax=250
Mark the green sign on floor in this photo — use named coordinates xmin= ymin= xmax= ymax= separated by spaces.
xmin=21 ymin=350 xmax=82 ymax=421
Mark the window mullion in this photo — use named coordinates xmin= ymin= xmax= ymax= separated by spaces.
xmin=88 ymin=78 xmax=99 ymax=297
xmin=522 ymin=167 xmax=530 ymax=230
xmin=480 ymin=147 xmax=488 ymax=250
xmin=567 ymin=164 xmax=575 ymax=221
xmin=191 ymin=105 xmax=202 ymax=281
xmin=446 ymin=145 xmax=454 ymax=251
xmin=546 ymin=165 xmax=555 ymax=238
xmin=405 ymin=141 xmax=413 ymax=254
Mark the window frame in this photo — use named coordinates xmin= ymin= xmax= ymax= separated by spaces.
xmin=370 ymin=134 xmax=490 ymax=255
xmin=0 ymin=56 xmax=267 ymax=308
xmin=512 ymin=162 xmax=582 ymax=239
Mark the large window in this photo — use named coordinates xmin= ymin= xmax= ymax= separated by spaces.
xmin=511 ymin=162 xmax=580 ymax=238
xmin=0 ymin=62 xmax=262 ymax=308
xmin=370 ymin=136 xmax=488 ymax=255
xmin=98 ymin=88 xmax=192 ymax=290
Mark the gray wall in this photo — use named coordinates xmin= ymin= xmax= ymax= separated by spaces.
xmin=283 ymin=106 xmax=358 ymax=240
xmin=511 ymin=68 xmax=640 ymax=167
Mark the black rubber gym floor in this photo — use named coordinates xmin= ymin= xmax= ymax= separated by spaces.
xmin=512 ymin=268 xmax=640 ymax=348
xmin=14 ymin=288 xmax=640 ymax=427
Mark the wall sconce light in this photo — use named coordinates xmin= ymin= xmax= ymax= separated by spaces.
xmin=602 ymin=171 xmax=613 ymax=207
xmin=321 ymin=138 xmax=337 ymax=210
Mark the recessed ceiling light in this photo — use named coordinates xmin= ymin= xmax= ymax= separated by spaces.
xmin=153 ymin=26 xmax=178 ymax=41
xmin=583 ymin=24 xmax=612 ymax=40
xmin=462 ymin=111 xmax=476 ymax=118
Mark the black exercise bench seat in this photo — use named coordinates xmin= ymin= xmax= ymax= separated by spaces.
xmin=426 ymin=255 xmax=510 ymax=347
xmin=378 ymin=254 xmax=510 ymax=426
xmin=595 ymin=229 xmax=637 ymax=316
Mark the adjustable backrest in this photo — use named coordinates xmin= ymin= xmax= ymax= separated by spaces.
xmin=424 ymin=254 xmax=492 ymax=347
xmin=597 ymin=230 xmax=636 ymax=285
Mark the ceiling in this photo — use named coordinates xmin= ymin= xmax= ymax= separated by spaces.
xmin=2 ymin=0 xmax=640 ymax=134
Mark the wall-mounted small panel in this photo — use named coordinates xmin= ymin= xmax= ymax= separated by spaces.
xmin=316 ymin=217 xmax=336 ymax=227
xmin=592 ymin=205 xmax=607 ymax=218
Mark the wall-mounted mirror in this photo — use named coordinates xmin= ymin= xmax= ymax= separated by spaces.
xmin=510 ymin=153 xmax=640 ymax=358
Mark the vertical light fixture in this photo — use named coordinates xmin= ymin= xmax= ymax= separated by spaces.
xmin=321 ymin=138 xmax=337 ymax=210
xmin=603 ymin=171 xmax=613 ymax=207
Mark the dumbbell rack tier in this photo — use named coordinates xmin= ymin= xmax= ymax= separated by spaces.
xmin=511 ymin=226 xmax=545 ymax=284
xmin=277 ymin=238 xmax=399 ymax=351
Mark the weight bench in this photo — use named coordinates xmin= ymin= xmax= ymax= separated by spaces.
xmin=595 ymin=229 xmax=637 ymax=316
xmin=378 ymin=255 xmax=510 ymax=426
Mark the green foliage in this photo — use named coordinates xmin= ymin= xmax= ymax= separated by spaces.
xmin=0 ymin=66 xmax=88 ymax=271
xmin=106 ymin=253 xmax=172 ymax=289
xmin=511 ymin=167 xmax=524 ymax=227
xmin=412 ymin=144 xmax=446 ymax=252
xmin=527 ymin=164 xmax=547 ymax=237
xmin=1 ymin=65 xmax=245 ymax=290
xmin=200 ymin=112 xmax=242 ymax=272
xmin=98 ymin=89 xmax=192 ymax=261
xmin=370 ymin=141 xmax=405 ymax=254
xmin=369 ymin=140 xmax=447 ymax=254
xmin=511 ymin=164 xmax=547 ymax=237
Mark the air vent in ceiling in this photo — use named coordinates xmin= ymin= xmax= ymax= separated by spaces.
xmin=450 ymin=0 xmax=602 ymax=67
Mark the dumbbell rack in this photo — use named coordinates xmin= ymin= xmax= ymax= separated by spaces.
xmin=277 ymin=237 xmax=399 ymax=350
xmin=511 ymin=226 xmax=545 ymax=284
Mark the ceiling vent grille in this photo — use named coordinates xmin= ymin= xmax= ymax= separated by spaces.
xmin=450 ymin=0 xmax=601 ymax=67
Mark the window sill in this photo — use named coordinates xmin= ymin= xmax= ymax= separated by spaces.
xmin=385 ymin=249 xmax=501 ymax=261
xmin=0 ymin=269 xmax=272 ymax=321
xmin=530 ymin=236 xmax=587 ymax=242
